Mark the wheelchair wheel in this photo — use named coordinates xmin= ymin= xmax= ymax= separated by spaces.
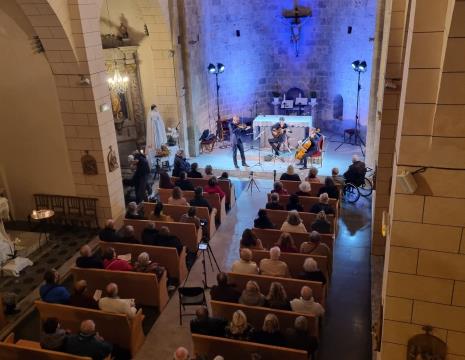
xmin=343 ymin=183 xmax=360 ymax=203
xmin=359 ymin=177 xmax=373 ymax=197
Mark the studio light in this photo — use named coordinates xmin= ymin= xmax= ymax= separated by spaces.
xmin=207 ymin=63 xmax=225 ymax=74
xmin=352 ymin=59 xmax=367 ymax=73
xmin=217 ymin=63 xmax=225 ymax=73
xmin=207 ymin=62 xmax=226 ymax=141
xmin=208 ymin=63 xmax=216 ymax=73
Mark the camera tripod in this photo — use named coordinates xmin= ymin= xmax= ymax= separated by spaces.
xmin=246 ymin=171 xmax=260 ymax=194
xmin=198 ymin=240 xmax=221 ymax=289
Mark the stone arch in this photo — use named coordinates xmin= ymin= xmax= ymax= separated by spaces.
xmin=333 ymin=94 xmax=344 ymax=120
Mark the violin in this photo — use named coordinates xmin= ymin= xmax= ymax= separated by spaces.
xmin=295 ymin=128 xmax=321 ymax=160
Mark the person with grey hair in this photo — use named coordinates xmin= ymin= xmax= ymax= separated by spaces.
xmin=295 ymin=181 xmax=312 ymax=197
xmin=125 ymin=201 xmax=145 ymax=220
xmin=310 ymin=210 xmax=332 ymax=234
xmin=300 ymin=231 xmax=332 ymax=273
xmin=180 ymin=206 xmax=201 ymax=229
xmin=290 ymin=286 xmax=325 ymax=317
xmin=318 ymin=176 xmax=340 ymax=200
xmin=98 ymin=219 xmax=121 ymax=242
xmin=173 ymin=346 xmax=190 ymax=360
xmin=250 ymin=313 xmax=286 ymax=346
xmin=134 ymin=252 xmax=164 ymax=278
xmin=298 ymin=257 xmax=327 ymax=284
xmin=309 ymin=192 xmax=335 ymax=215
xmin=344 ymin=153 xmax=367 ymax=186
xmin=280 ymin=165 xmax=301 ymax=181
xmin=204 ymin=164 xmax=214 ymax=179
xmin=259 ymin=246 xmax=290 ymax=278
xmin=231 ymin=248 xmax=259 ymax=274
xmin=239 ymin=280 xmax=266 ymax=306
xmin=76 ymin=244 xmax=103 ymax=269
xmin=172 ymin=149 xmax=190 ymax=177
xmin=280 ymin=210 xmax=307 ymax=233
xmin=119 ymin=224 xmax=139 ymax=244
xmin=332 ymin=167 xmax=346 ymax=186
xmin=265 ymin=192 xmax=284 ymax=210
xmin=98 ymin=283 xmax=137 ymax=318
xmin=284 ymin=316 xmax=319 ymax=356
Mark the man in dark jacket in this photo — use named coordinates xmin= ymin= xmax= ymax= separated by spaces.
xmin=189 ymin=187 xmax=212 ymax=213
xmin=190 ymin=306 xmax=227 ymax=337
xmin=172 ymin=149 xmax=190 ymax=177
xmin=175 ymin=171 xmax=195 ymax=191
xmin=98 ymin=219 xmax=120 ymax=242
xmin=153 ymin=226 xmax=183 ymax=254
xmin=141 ymin=222 xmax=158 ymax=245
xmin=64 ymin=320 xmax=112 ymax=360
xmin=344 ymin=154 xmax=367 ymax=186
xmin=187 ymin=162 xmax=203 ymax=178
xmin=69 ymin=280 xmax=98 ymax=309
xmin=210 ymin=272 xmax=240 ymax=303
xmin=76 ymin=245 xmax=103 ymax=269
xmin=132 ymin=152 xmax=151 ymax=203
xmin=284 ymin=316 xmax=318 ymax=358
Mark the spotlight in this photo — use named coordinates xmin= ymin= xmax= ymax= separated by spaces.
xmin=208 ymin=63 xmax=217 ymax=73
xmin=352 ymin=59 xmax=367 ymax=73
xmin=217 ymin=63 xmax=225 ymax=73
xmin=351 ymin=60 xmax=360 ymax=70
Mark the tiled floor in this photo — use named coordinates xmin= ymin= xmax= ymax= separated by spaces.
xmin=135 ymin=179 xmax=372 ymax=360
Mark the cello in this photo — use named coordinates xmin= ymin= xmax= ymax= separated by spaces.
xmin=295 ymin=128 xmax=321 ymax=160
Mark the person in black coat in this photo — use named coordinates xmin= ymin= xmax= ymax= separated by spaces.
xmin=253 ymin=209 xmax=275 ymax=229
xmin=250 ymin=314 xmax=286 ymax=347
xmin=310 ymin=193 xmax=335 ymax=215
xmin=265 ymin=193 xmax=284 ymax=210
xmin=153 ymin=226 xmax=183 ymax=254
xmin=187 ymin=162 xmax=203 ymax=178
xmin=190 ymin=306 xmax=227 ymax=337
xmin=298 ymin=257 xmax=327 ymax=285
xmin=279 ymin=165 xmax=301 ymax=181
xmin=189 ymin=187 xmax=212 ymax=213
xmin=286 ymin=194 xmax=304 ymax=212
xmin=175 ymin=171 xmax=195 ymax=191
xmin=76 ymin=245 xmax=103 ymax=269
xmin=310 ymin=211 xmax=332 ymax=234
xmin=172 ymin=149 xmax=190 ymax=177
xmin=318 ymin=176 xmax=340 ymax=200
xmin=98 ymin=220 xmax=120 ymax=242
xmin=141 ymin=223 xmax=158 ymax=245
xmin=132 ymin=152 xmax=150 ymax=203
xmin=210 ymin=273 xmax=241 ymax=303
xmin=64 ymin=320 xmax=112 ymax=360
xmin=229 ymin=116 xmax=249 ymax=169
xmin=284 ymin=316 xmax=318 ymax=357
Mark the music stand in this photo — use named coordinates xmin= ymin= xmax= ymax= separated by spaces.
xmin=250 ymin=130 xmax=265 ymax=169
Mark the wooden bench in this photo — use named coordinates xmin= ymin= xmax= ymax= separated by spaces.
xmin=227 ymin=272 xmax=325 ymax=308
xmin=34 ymin=301 xmax=145 ymax=357
xmin=267 ymin=193 xmax=339 ymax=218
xmin=142 ymin=202 xmax=216 ymax=237
xmin=99 ymin=241 xmax=187 ymax=283
xmin=252 ymin=228 xmax=334 ymax=253
xmin=71 ymin=267 xmax=169 ymax=310
xmin=250 ymin=249 xmax=330 ymax=280
xmin=262 ymin=209 xmax=335 ymax=235
xmin=192 ymin=333 xmax=308 ymax=360
xmin=171 ymin=176 xmax=236 ymax=208
xmin=124 ymin=219 xmax=200 ymax=253
xmin=210 ymin=300 xmax=319 ymax=338
xmin=158 ymin=188 xmax=226 ymax=224
xmin=280 ymin=180 xmax=341 ymax=197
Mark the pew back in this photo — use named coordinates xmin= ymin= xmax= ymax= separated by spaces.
xmin=0 ymin=342 xmax=91 ymax=360
xmin=263 ymin=209 xmax=335 ymax=234
xmin=252 ymin=228 xmax=334 ymax=252
xmin=280 ymin=180 xmax=341 ymax=197
xmin=267 ymin=193 xmax=338 ymax=216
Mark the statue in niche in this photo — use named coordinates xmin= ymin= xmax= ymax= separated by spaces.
xmin=280 ymin=0 xmax=312 ymax=57
xmin=107 ymin=146 xmax=119 ymax=172
xmin=407 ymin=326 xmax=446 ymax=360
xmin=81 ymin=151 xmax=98 ymax=175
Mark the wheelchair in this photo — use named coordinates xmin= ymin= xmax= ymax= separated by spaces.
xmin=343 ymin=168 xmax=374 ymax=203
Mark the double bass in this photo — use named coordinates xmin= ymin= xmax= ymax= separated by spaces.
xmin=295 ymin=128 xmax=321 ymax=160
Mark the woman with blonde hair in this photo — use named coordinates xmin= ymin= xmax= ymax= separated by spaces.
xmin=239 ymin=280 xmax=265 ymax=306
xmin=265 ymin=282 xmax=291 ymax=310
xmin=280 ymin=210 xmax=307 ymax=233
xmin=275 ymin=232 xmax=298 ymax=253
xmin=225 ymin=310 xmax=253 ymax=340
xmin=251 ymin=313 xmax=286 ymax=346
xmin=167 ymin=186 xmax=189 ymax=206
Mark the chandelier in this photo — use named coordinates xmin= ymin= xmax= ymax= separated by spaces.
xmin=107 ymin=63 xmax=129 ymax=94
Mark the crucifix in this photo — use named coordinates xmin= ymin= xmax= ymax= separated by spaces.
xmin=282 ymin=0 xmax=312 ymax=57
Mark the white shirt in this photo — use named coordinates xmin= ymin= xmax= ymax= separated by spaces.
xmin=290 ymin=297 xmax=325 ymax=317
xmin=231 ymin=259 xmax=259 ymax=274
xmin=99 ymin=297 xmax=137 ymax=318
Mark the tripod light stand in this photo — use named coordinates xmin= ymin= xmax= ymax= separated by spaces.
xmin=208 ymin=63 xmax=225 ymax=143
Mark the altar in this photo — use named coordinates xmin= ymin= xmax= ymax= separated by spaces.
xmin=253 ymin=115 xmax=313 ymax=149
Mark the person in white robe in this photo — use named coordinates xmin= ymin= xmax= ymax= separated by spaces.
xmin=146 ymin=104 xmax=167 ymax=162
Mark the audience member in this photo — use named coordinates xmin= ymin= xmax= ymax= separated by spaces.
xmin=190 ymin=306 xmax=227 ymax=337
xmin=172 ymin=149 xmax=190 ymax=177
xmin=290 ymin=286 xmax=325 ymax=317
xmin=305 ymin=167 xmax=320 ymax=183
xmin=239 ymin=228 xmax=264 ymax=250
xmin=40 ymin=317 xmax=68 ymax=351
xmin=125 ymin=202 xmax=145 ymax=219
xmin=173 ymin=347 xmax=190 ymax=360
xmin=204 ymin=177 xmax=225 ymax=199
xmin=175 ymin=171 xmax=195 ymax=191
xmin=251 ymin=313 xmax=286 ymax=347
xmin=300 ymin=231 xmax=332 ymax=261
xmin=102 ymin=247 xmax=133 ymax=271
xmin=265 ymin=282 xmax=291 ymax=310
xmin=154 ymin=226 xmax=183 ymax=254
xmin=225 ymin=310 xmax=253 ymax=340
xmin=280 ymin=165 xmax=301 ymax=181
xmin=218 ymin=171 xmax=231 ymax=184
xmin=286 ymin=194 xmax=304 ymax=212
xmin=298 ymin=257 xmax=327 ymax=285
xmin=190 ymin=187 xmax=213 ymax=213
xmin=64 ymin=320 xmax=112 ymax=360
xmin=187 ymin=162 xmax=203 ymax=178
xmin=265 ymin=193 xmax=284 ymax=210
xmin=210 ymin=272 xmax=241 ymax=303
xmin=40 ymin=269 xmax=70 ymax=304
xmin=133 ymin=252 xmax=165 ymax=278
xmin=76 ymin=244 xmax=103 ymax=269
xmin=98 ymin=219 xmax=120 ymax=242
xmin=152 ymin=202 xmax=174 ymax=222
xmin=119 ymin=225 xmax=139 ymax=244
xmin=231 ymin=248 xmax=259 ymax=274
xmin=259 ymin=247 xmax=290 ymax=278
xmin=254 ymin=209 xmax=275 ymax=229
xmin=310 ymin=211 xmax=331 ymax=234
xmin=318 ymin=176 xmax=340 ymax=200
xmin=159 ymin=169 xmax=175 ymax=189
xmin=275 ymin=232 xmax=298 ymax=253
xmin=332 ymin=167 xmax=345 ymax=186
xmin=284 ymin=316 xmax=319 ymax=356
xmin=180 ymin=206 xmax=201 ymax=229
xmin=309 ymin=193 xmax=335 ymax=215
xmin=295 ymin=181 xmax=312 ymax=197
xmin=168 ymin=187 xmax=190 ymax=206
xmin=280 ymin=210 xmax=307 ymax=233
xmin=344 ymin=154 xmax=367 ymax=186
xmin=271 ymin=181 xmax=288 ymax=195
xmin=69 ymin=280 xmax=98 ymax=309
xmin=98 ymin=283 xmax=137 ymax=318
xmin=239 ymin=280 xmax=266 ymax=306
xmin=204 ymin=164 xmax=214 ymax=179
xmin=141 ymin=222 xmax=159 ymax=245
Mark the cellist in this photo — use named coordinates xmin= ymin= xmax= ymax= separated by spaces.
xmin=296 ymin=128 xmax=321 ymax=169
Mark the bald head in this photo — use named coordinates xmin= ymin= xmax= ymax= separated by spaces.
xmin=106 ymin=282 xmax=118 ymax=297
xmin=270 ymin=246 xmax=281 ymax=260
xmin=173 ymin=346 xmax=189 ymax=360
xmin=301 ymin=286 xmax=313 ymax=300
xmin=105 ymin=219 xmax=115 ymax=229
xmin=80 ymin=320 xmax=96 ymax=335
xmin=80 ymin=244 xmax=91 ymax=257
xmin=74 ymin=280 xmax=88 ymax=294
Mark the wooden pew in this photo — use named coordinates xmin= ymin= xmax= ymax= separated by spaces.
xmin=250 ymin=249 xmax=330 ymax=280
xmin=71 ymin=267 xmax=169 ymax=310
xmin=227 ymin=272 xmax=325 ymax=308
xmin=142 ymin=202 xmax=216 ymax=237
xmin=280 ymin=180 xmax=341 ymax=197
xmin=35 ymin=301 xmax=145 ymax=357
xmin=262 ymin=209 xmax=335 ymax=235
xmin=99 ymin=241 xmax=187 ymax=283
xmin=158 ymin=188 xmax=226 ymax=224
xmin=252 ymin=228 xmax=334 ymax=253
xmin=210 ymin=300 xmax=319 ymax=338
xmin=192 ymin=334 xmax=308 ymax=360
xmin=267 ymin=193 xmax=339 ymax=218
xmin=123 ymin=219 xmax=200 ymax=253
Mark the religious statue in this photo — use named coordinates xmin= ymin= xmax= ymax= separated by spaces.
xmin=407 ymin=326 xmax=446 ymax=360
xmin=81 ymin=151 xmax=98 ymax=175
xmin=146 ymin=104 xmax=167 ymax=164
xmin=107 ymin=146 xmax=119 ymax=172
xmin=281 ymin=1 xmax=312 ymax=57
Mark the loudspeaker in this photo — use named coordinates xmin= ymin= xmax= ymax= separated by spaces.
xmin=236 ymin=30 xmax=240 ymax=37
xmin=348 ymin=26 xmax=352 ymax=34
xmin=397 ymin=171 xmax=418 ymax=194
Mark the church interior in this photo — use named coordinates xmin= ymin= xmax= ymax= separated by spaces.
xmin=0 ymin=0 xmax=464 ymax=359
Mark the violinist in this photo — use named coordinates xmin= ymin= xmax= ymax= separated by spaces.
xmin=229 ymin=115 xmax=250 ymax=169
xmin=296 ymin=128 xmax=321 ymax=170
xmin=268 ymin=117 xmax=288 ymax=156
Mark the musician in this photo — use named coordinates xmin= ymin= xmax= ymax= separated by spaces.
xmin=229 ymin=115 xmax=249 ymax=169
xmin=268 ymin=117 xmax=288 ymax=156
xmin=297 ymin=128 xmax=322 ymax=170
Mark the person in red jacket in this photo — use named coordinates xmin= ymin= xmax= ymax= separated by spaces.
xmin=203 ymin=176 xmax=225 ymax=200
xmin=102 ymin=247 xmax=133 ymax=271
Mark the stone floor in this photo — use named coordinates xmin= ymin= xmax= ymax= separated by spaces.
xmin=135 ymin=178 xmax=372 ymax=360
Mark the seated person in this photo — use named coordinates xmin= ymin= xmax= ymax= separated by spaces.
xmin=69 ymin=280 xmax=98 ymax=309
xmin=266 ymin=193 xmax=284 ymax=210
xmin=239 ymin=228 xmax=264 ymax=250
xmin=218 ymin=171 xmax=231 ymax=184
xmin=179 ymin=206 xmax=201 ymax=229
xmin=98 ymin=282 xmax=137 ymax=318
xmin=280 ymin=210 xmax=307 ymax=233
xmin=286 ymin=194 xmax=304 ymax=212
xmin=203 ymin=176 xmax=225 ymax=200
xmin=300 ymin=231 xmax=332 ymax=262
xmin=250 ymin=314 xmax=286 ymax=347
xmin=271 ymin=181 xmax=288 ymax=195
xmin=265 ymin=282 xmax=291 ymax=310
xmin=172 ymin=149 xmax=190 ymax=177
xmin=231 ymin=248 xmax=259 ymax=274
xmin=344 ymin=154 xmax=367 ymax=186
xmin=284 ymin=316 xmax=319 ymax=357
xmin=332 ymin=167 xmax=346 ymax=186
xmin=280 ymin=165 xmax=301 ymax=181
xmin=305 ymin=167 xmax=320 ymax=183
xmin=40 ymin=317 xmax=68 ymax=351
xmin=239 ymin=280 xmax=265 ymax=307
xmin=174 ymin=347 xmax=190 ymax=360
xmin=187 ymin=162 xmax=203 ymax=178
xmin=159 ymin=169 xmax=175 ymax=189
xmin=253 ymin=209 xmax=275 ymax=229
xmin=259 ymin=246 xmax=290 ymax=278
xmin=133 ymin=252 xmax=165 ymax=279
xmin=119 ymin=225 xmax=139 ymax=244
xmin=290 ymin=286 xmax=325 ymax=317
xmin=151 ymin=202 xmax=174 ymax=222
xmin=225 ymin=310 xmax=254 ymax=341
xmin=310 ymin=211 xmax=331 ymax=234
xmin=204 ymin=164 xmax=214 ymax=179
xmin=294 ymin=181 xmax=312 ymax=197
xmin=76 ymin=244 xmax=103 ymax=269
xmin=298 ymin=257 xmax=326 ymax=285
xmin=40 ymin=269 xmax=70 ymax=304
xmin=141 ymin=222 xmax=159 ymax=245
xmin=64 ymin=320 xmax=112 ymax=360
xmin=175 ymin=171 xmax=195 ymax=191
xmin=275 ymin=232 xmax=298 ymax=253
xmin=309 ymin=193 xmax=335 ymax=215
xmin=318 ymin=176 xmax=340 ymax=200
xmin=190 ymin=186 xmax=213 ymax=213
xmin=210 ymin=272 xmax=241 ymax=303
xmin=125 ymin=202 xmax=145 ymax=219
xmin=98 ymin=219 xmax=120 ymax=242
xmin=168 ymin=187 xmax=190 ymax=206
xmin=153 ymin=226 xmax=183 ymax=254
xmin=190 ymin=306 xmax=227 ymax=337
xmin=102 ymin=247 xmax=133 ymax=271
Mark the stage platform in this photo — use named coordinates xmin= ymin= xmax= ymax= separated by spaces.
xmin=190 ymin=132 xmax=364 ymax=179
